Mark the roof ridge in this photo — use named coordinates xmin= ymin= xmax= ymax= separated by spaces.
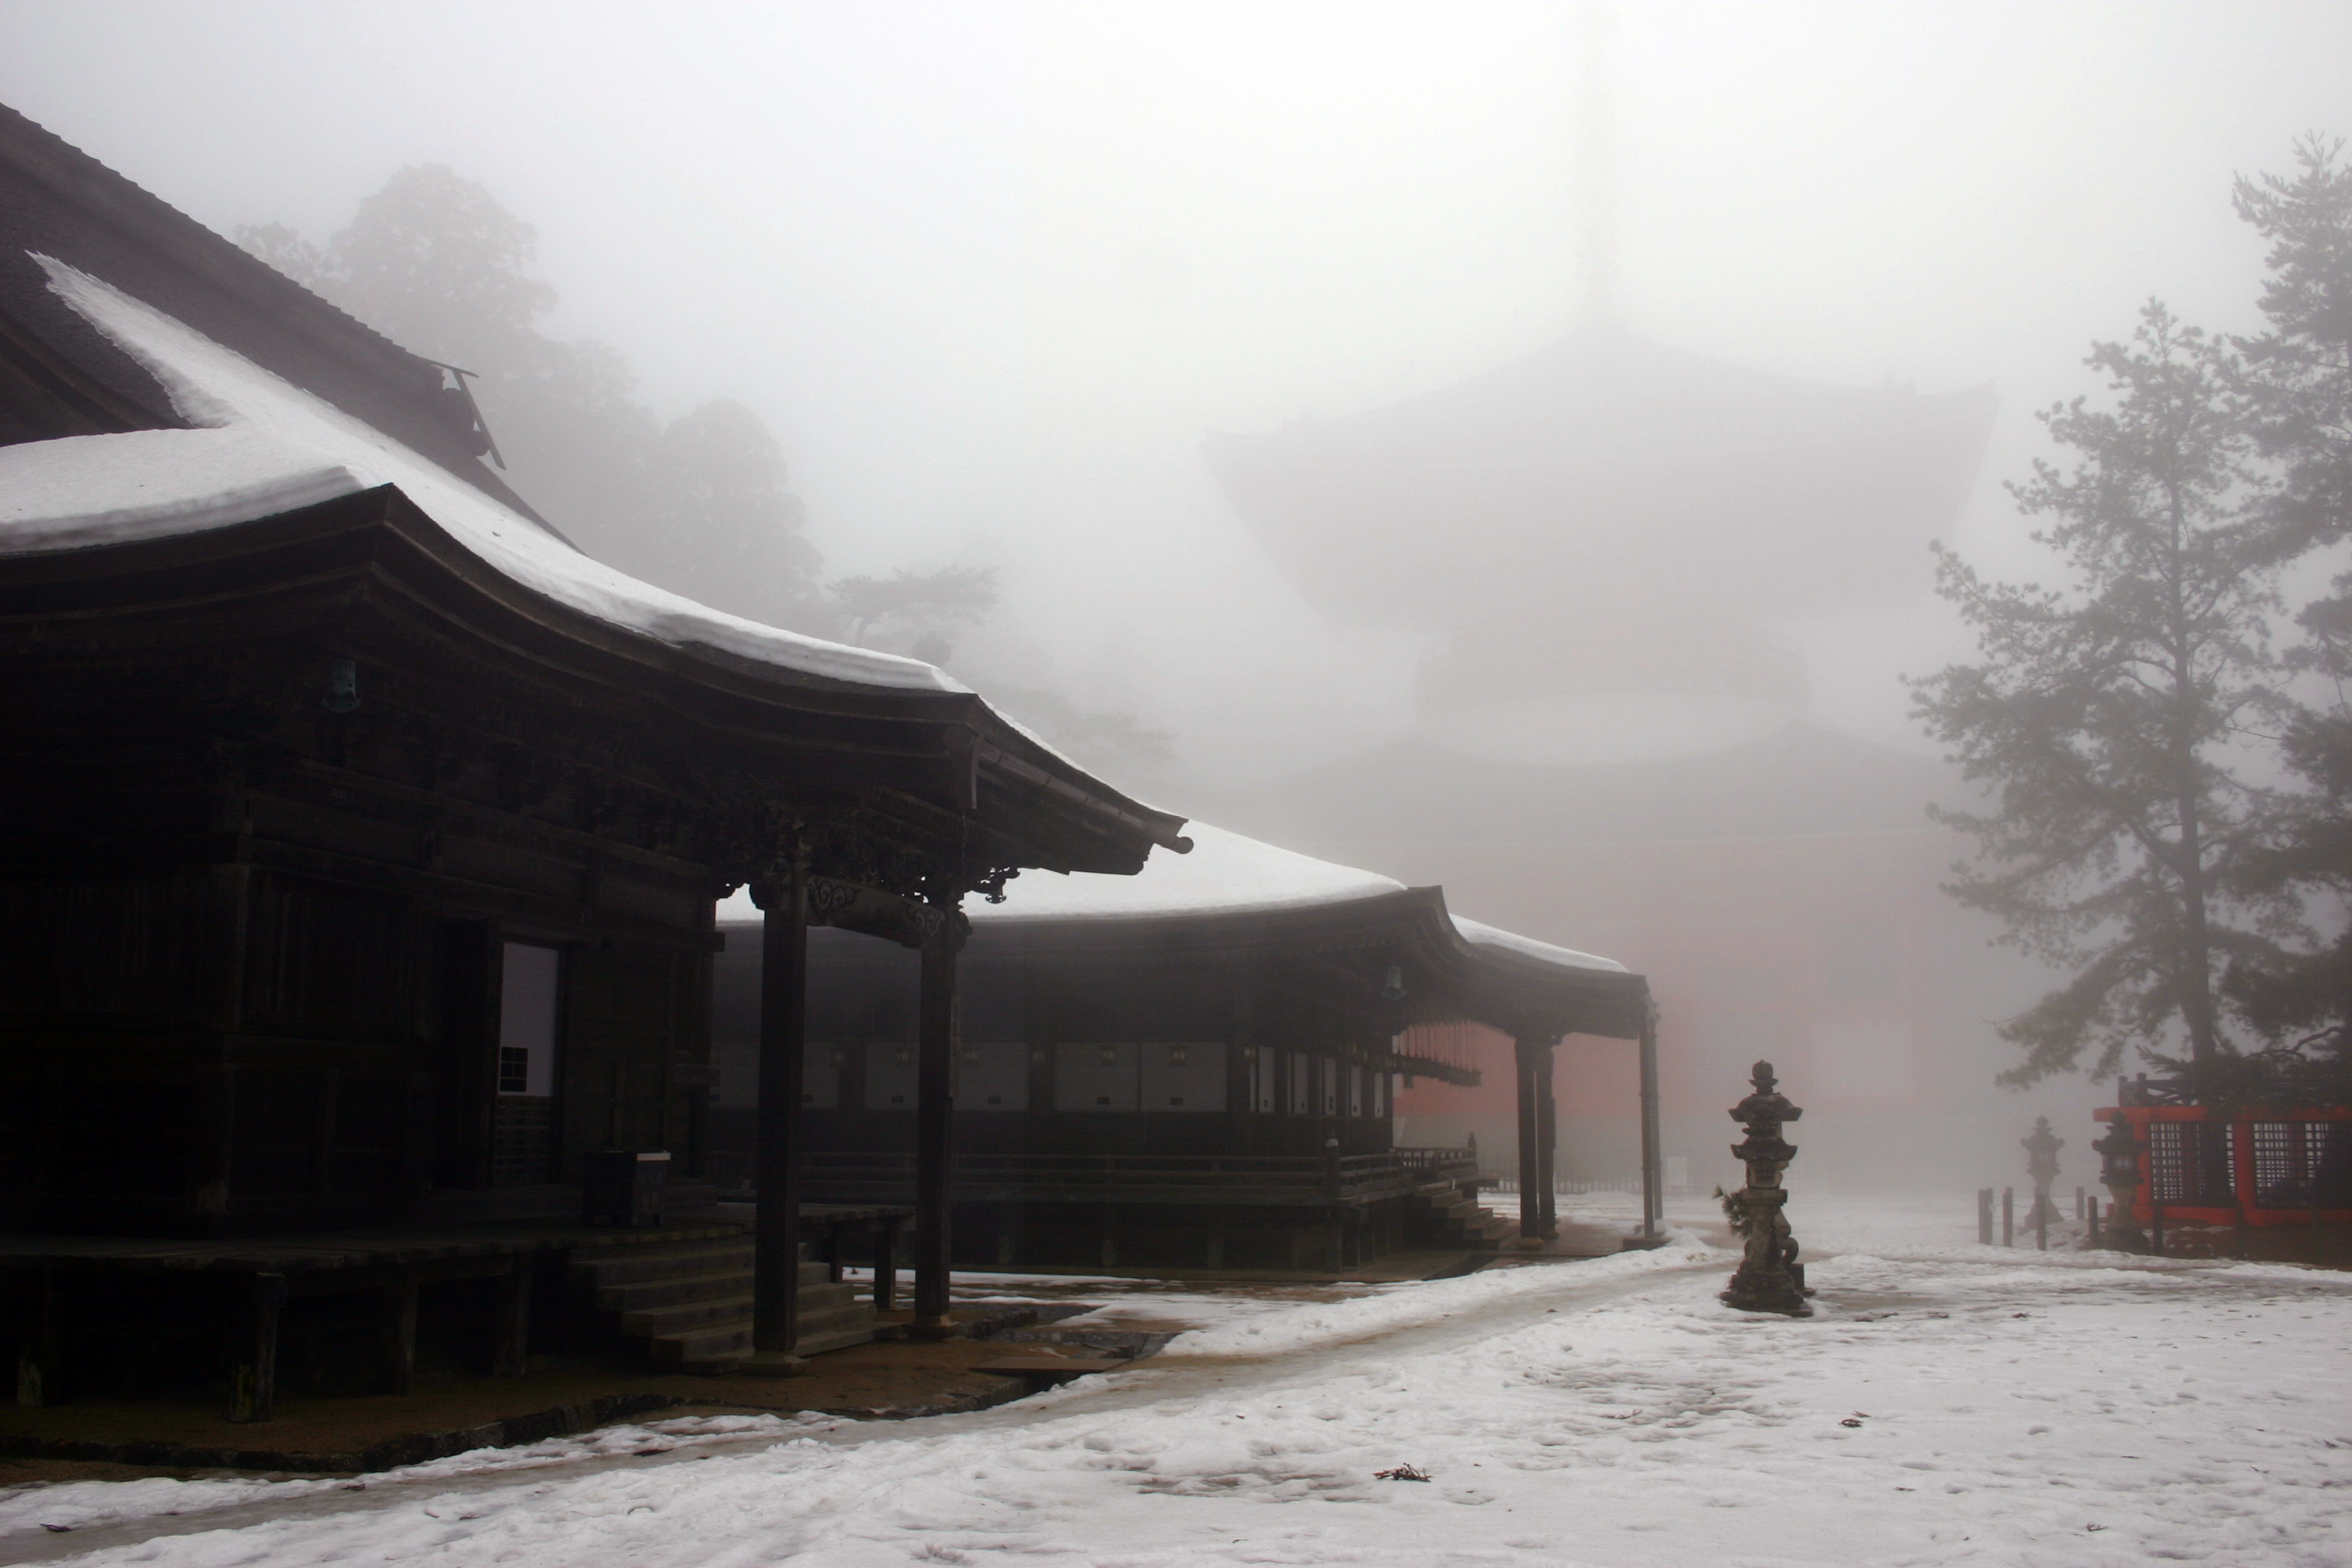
xmin=0 ymin=100 xmax=451 ymax=403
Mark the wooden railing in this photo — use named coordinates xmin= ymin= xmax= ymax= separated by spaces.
xmin=789 ymin=1148 xmax=1479 ymax=1208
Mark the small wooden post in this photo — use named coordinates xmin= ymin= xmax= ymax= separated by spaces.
xmin=383 ymin=1267 xmax=419 ymax=1396
xmin=13 ymin=1270 xmax=59 ymax=1410
xmin=228 ymin=1272 xmax=286 ymax=1424
xmin=1977 ymin=1187 xmax=1993 ymax=1244
xmin=492 ymin=1260 xmax=531 ymax=1377
xmin=1323 ymin=1135 xmax=1344 ymax=1269
xmin=2036 ymin=1200 xmax=2048 ymax=1252
xmin=2086 ymin=1194 xmax=2102 ymax=1250
xmin=872 ymin=1214 xmax=900 ymax=1312
xmin=2001 ymin=1186 xmax=2014 ymax=1247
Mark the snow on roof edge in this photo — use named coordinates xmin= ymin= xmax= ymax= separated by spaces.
xmin=1450 ymin=915 xmax=1629 ymax=976
xmin=16 ymin=256 xmax=964 ymax=697
xmin=0 ymin=427 xmax=364 ymax=550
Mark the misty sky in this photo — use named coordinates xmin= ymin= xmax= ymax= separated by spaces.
xmin=3 ymin=1 xmax=2346 ymax=789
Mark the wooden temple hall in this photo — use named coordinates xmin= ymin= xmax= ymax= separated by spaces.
xmin=0 ymin=103 xmax=1184 ymax=1407
xmin=710 ymin=823 xmax=1662 ymax=1272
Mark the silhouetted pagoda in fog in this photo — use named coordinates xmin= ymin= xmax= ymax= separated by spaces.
xmin=1205 ymin=321 xmax=2011 ymax=1192
xmin=1205 ymin=323 xmax=1994 ymax=763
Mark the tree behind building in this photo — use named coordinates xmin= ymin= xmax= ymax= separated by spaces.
xmin=1910 ymin=302 xmax=2295 ymax=1087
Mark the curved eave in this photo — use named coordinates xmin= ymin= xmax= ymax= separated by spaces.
xmin=1433 ymin=915 xmax=1650 ymax=1043
xmin=962 ymin=884 xmax=1645 ymax=1040
xmin=0 ymin=484 xmax=1184 ymax=874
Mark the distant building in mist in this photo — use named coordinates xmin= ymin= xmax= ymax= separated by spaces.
xmin=1205 ymin=323 xmax=2030 ymax=1190
xmin=1204 ymin=322 xmax=1994 ymax=766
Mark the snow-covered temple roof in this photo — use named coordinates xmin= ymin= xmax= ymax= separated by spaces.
xmin=723 ymin=819 xmax=1627 ymax=981
xmin=3 ymin=260 xmax=962 ymax=694
xmin=972 ymin=821 xmax=1626 ymax=975
xmin=971 ymin=821 xmax=1404 ymax=923
xmin=0 ymin=93 xmax=1187 ymax=871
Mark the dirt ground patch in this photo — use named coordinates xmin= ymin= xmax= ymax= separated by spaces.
xmin=0 ymin=1308 xmax=1067 ymax=1485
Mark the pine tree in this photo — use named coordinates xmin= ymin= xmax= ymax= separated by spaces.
xmin=2220 ymin=137 xmax=2352 ymax=1093
xmin=237 ymin=168 xmax=827 ymax=632
xmin=1911 ymin=302 xmax=2294 ymax=1087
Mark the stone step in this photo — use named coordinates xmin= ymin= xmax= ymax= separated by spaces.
xmin=593 ymin=1261 xmax=829 ymax=1312
xmin=635 ymin=1296 xmax=873 ymax=1350
xmin=637 ymin=1293 xmax=871 ymax=1344
xmin=572 ymin=1233 xmax=761 ymax=1263
xmin=667 ymin=1319 xmax=877 ymax=1374
xmin=577 ymin=1232 xmax=879 ymax=1370
xmin=570 ymin=1243 xmax=755 ymax=1288
xmin=622 ymin=1292 xmax=751 ymax=1337
xmin=654 ymin=1309 xmax=877 ymax=1371
xmin=782 ymin=1321 xmax=877 ymax=1358
xmin=619 ymin=1286 xmax=867 ymax=1340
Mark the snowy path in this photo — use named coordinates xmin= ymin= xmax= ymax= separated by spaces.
xmin=8 ymin=1228 xmax=2352 ymax=1567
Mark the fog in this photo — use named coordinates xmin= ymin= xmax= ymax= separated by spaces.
xmin=5 ymin=2 xmax=2345 ymax=1188
xmin=5 ymin=0 xmax=2341 ymax=782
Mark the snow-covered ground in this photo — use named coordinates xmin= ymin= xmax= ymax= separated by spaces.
xmin=11 ymin=1197 xmax=2351 ymax=1567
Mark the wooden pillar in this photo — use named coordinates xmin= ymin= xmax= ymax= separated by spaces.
xmin=1536 ymin=1044 xmax=1559 ymax=1238
xmin=751 ymin=857 xmax=809 ymax=1361
xmin=910 ymin=913 xmax=965 ymax=1339
xmin=1514 ymin=1037 xmax=1542 ymax=1244
xmin=492 ymin=1260 xmax=531 ymax=1377
xmin=227 ymin=1272 xmax=286 ymax=1423
xmin=1638 ymin=1008 xmax=1664 ymax=1242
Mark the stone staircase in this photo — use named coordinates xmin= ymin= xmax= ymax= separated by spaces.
xmin=569 ymin=1235 xmax=877 ymax=1373
xmin=1406 ymin=1176 xmax=1517 ymax=1250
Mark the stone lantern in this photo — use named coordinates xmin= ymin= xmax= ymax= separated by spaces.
xmin=2092 ymin=1114 xmax=2146 ymax=1252
xmin=2021 ymin=1116 xmax=2064 ymax=1237
xmin=1720 ymin=1060 xmax=1812 ymax=1316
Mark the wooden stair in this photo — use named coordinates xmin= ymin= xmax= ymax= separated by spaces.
xmin=570 ymin=1236 xmax=876 ymax=1373
xmin=1407 ymin=1178 xmax=1517 ymax=1250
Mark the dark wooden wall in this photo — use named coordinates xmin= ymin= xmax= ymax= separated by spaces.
xmin=1 ymin=676 xmax=718 ymax=1237
xmin=704 ymin=923 xmax=1400 ymax=1176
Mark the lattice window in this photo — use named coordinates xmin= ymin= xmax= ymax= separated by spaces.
xmin=2148 ymin=1120 xmax=2236 ymax=1206
xmin=2253 ymin=1120 xmax=2352 ymax=1207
